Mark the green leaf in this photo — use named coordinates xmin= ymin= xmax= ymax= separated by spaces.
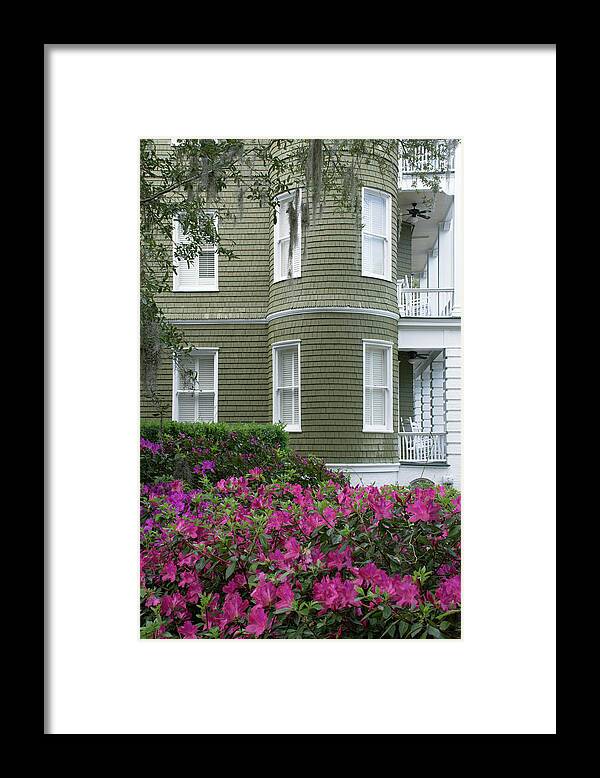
xmin=225 ymin=561 xmax=237 ymax=579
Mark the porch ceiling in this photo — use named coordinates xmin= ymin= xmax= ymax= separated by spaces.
xmin=398 ymin=190 xmax=453 ymax=272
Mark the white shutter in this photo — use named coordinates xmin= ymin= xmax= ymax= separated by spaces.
xmin=291 ymin=190 xmax=301 ymax=277
xmin=279 ymin=348 xmax=295 ymax=388
xmin=196 ymin=354 xmax=214 ymax=391
xmin=178 ymin=355 xmax=197 ymax=390
xmin=174 ymin=351 xmax=217 ymax=423
xmin=197 ymin=393 xmax=215 ymax=422
xmin=177 ymin=393 xmax=196 ymax=422
xmin=278 ymin=347 xmax=296 ymax=424
xmin=362 ymin=190 xmax=388 ymax=278
xmin=364 ymin=344 xmax=390 ymax=430
xmin=173 ymin=213 xmax=217 ymax=290
xmin=275 ymin=344 xmax=300 ymax=428
xmin=372 ymin=388 xmax=386 ymax=426
xmin=275 ymin=192 xmax=301 ymax=280
xmin=198 ymin=251 xmax=215 ymax=279
xmin=365 ymin=192 xmax=386 ymax=234
xmin=371 ymin=347 xmax=386 ymax=386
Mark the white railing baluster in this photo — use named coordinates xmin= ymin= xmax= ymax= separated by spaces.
xmin=398 ymin=432 xmax=447 ymax=463
xmin=398 ymin=286 xmax=456 ymax=318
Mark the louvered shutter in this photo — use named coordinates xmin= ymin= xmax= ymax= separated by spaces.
xmin=173 ymin=213 xmax=217 ymax=289
xmin=276 ymin=192 xmax=301 ymax=280
xmin=275 ymin=345 xmax=299 ymax=427
xmin=364 ymin=345 xmax=389 ymax=429
xmin=362 ymin=191 xmax=387 ymax=277
xmin=291 ymin=190 xmax=301 ymax=278
xmin=364 ymin=347 xmax=373 ymax=426
xmin=174 ymin=352 xmax=217 ymax=422
xmin=278 ymin=347 xmax=295 ymax=424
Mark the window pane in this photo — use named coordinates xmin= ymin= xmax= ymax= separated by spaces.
xmin=371 ymin=347 xmax=386 ymax=386
xmin=372 ymin=388 xmax=386 ymax=426
xmin=197 ymin=393 xmax=215 ymax=422
xmin=280 ymin=388 xmax=295 ymax=424
xmin=177 ymin=393 xmax=196 ymax=422
xmin=364 ymin=235 xmax=385 ymax=275
xmin=197 ymin=355 xmax=214 ymax=391
xmin=279 ymin=238 xmax=290 ymax=277
xmin=278 ymin=347 xmax=296 ymax=388
xmin=364 ymin=192 xmax=386 ymax=235
xmin=178 ymin=356 xmax=197 ymax=390
xmin=198 ymin=251 xmax=215 ymax=279
xmin=364 ymin=387 xmax=373 ymax=426
xmin=278 ymin=199 xmax=291 ymax=238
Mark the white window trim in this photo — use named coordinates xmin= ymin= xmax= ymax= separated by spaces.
xmin=272 ymin=340 xmax=301 ymax=432
xmin=361 ymin=186 xmax=392 ymax=282
xmin=362 ymin=339 xmax=394 ymax=433
xmin=273 ymin=190 xmax=302 ymax=283
xmin=172 ymin=211 xmax=219 ymax=292
xmin=172 ymin=348 xmax=219 ymax=422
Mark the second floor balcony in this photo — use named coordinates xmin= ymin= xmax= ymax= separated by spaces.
xmin=398 ymin=284 xmax=456 ymax=318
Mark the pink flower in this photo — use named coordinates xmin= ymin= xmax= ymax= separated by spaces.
xmin=326 ymin=547 xmax=353 ymax=571
xmin=322 ymin=506 xmax=337 ymax=526
xmin=179 ymin=570 xmax=196 ymax=587
xmin=160 ymin=561 xmax=177 ymax=582
xmin=274 ymin=582 xmax=295 ymax=610
xmin=313 ymin=574 xmax=359 ymax=613
xmin=223 ymin=592 xmax=249 ymax=623
xmin=145 ymin=594 xmax=160 ymax=607
xmin=436 ymin=574 xmax=461 ymax=611
xmin=406 ymin=498 xmax=441 ymax=524
xmin=246 ymin=605 xmax=268 ymax=636
xmin=251 ymin=578 xmax=277 ymax=607
xmin=283 ymin=537 xmax=301 ymax=561
xmin=178 ymin=621 xmax=198 ymax=639
xmin=391 ymin=575 xmax=420 ymax=607
xmin=185 ymin=582 xmax=203 ymax=603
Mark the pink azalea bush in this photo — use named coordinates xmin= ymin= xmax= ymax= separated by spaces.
xmin=140 ymin=449 xmax=461 ymax=639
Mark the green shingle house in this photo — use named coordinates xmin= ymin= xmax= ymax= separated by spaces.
xmin=141 ymin=140 xmax=462 ymax=487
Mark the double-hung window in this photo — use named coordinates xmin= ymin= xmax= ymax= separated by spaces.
xmin=173 ymin=211 xmax=218 ymax=291
xmin=173 ymin=349 xmax=218 ymax=422
xmin=363 ymin=341 xmax=393 ymax=432
xmin=273 ymin=341 xmax=301 ymax=431
xmin=361 ymin=187 xmax=392 ymax=280
xmin=274 ymin=190 xmax=301 ymax=282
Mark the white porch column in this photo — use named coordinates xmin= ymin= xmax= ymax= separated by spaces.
xmin=451 ymin=142 xmax=463 ymax=318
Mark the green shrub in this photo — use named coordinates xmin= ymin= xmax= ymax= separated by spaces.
xmin=140 ymin=422 xmax=348 ymax=488
xmin=140 ymin=421 xmax=289 ymax=451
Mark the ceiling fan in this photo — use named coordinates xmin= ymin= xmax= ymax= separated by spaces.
xmin=401 ymin=351 xmax=429 ymax=365
xmin=403 ymin=203 xmax=431 ymax=220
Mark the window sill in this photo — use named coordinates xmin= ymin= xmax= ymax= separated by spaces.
xmin=283 ymin=426 xmax=302 ymax=433
xmin=363 ymin=426 xmax=394 ymax=433
xmin=361 ymin=271 xmax=392 ymax=283
xmin=173 ymin=286 xmax=219 ymax=293
xmin=273 ymin=275 xmax=301 ymax=284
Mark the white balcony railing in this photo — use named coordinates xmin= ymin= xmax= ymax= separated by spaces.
xmin=398 ymin=287 xmax=455 ymax=317
xmin=399 ymin=432 xmax=447 ymax=463
xmin=401 ymin=143 xmax=455 ymax=175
